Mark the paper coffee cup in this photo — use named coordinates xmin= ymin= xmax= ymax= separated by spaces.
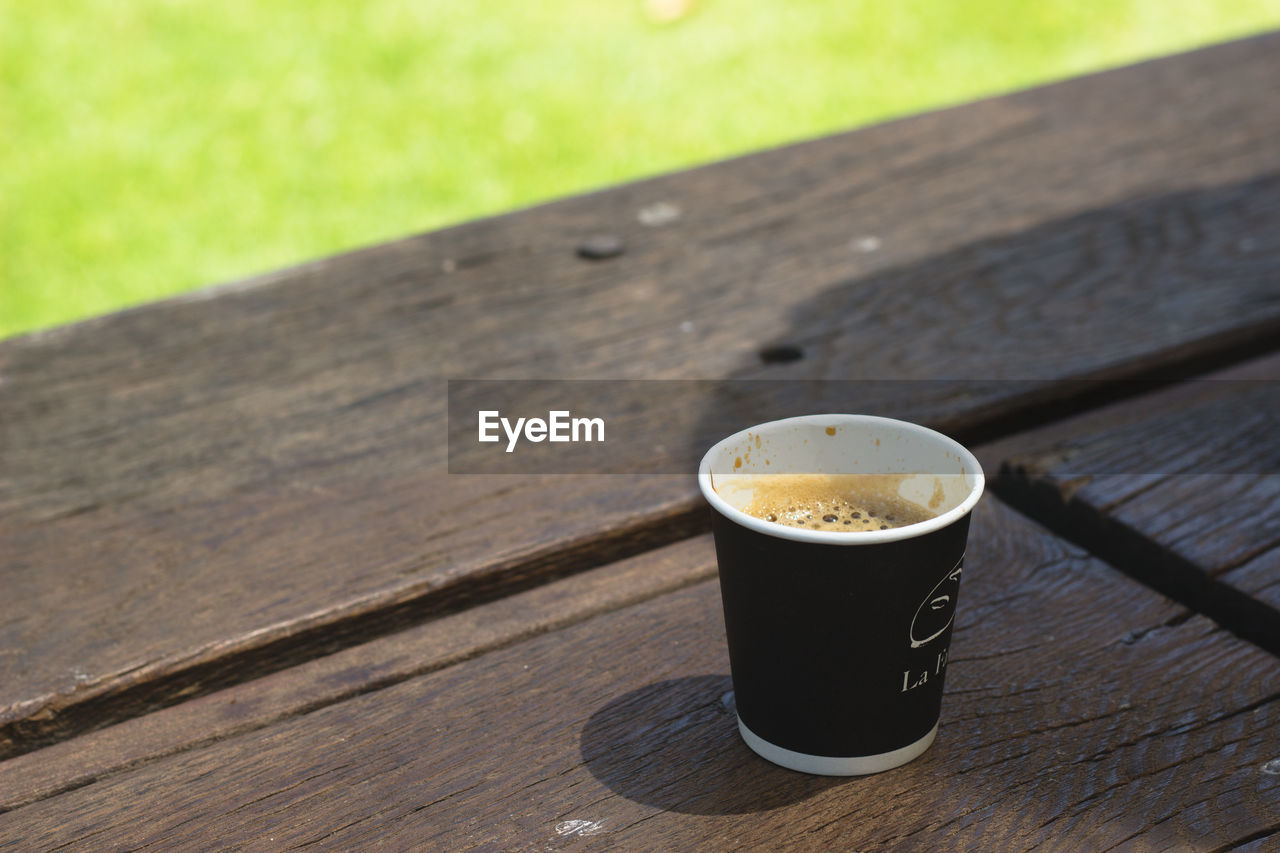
xmin=698 ymin=414 xmax=984 ymax=775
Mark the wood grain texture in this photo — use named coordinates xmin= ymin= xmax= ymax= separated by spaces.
xmin=4 ymin=34 xmax=1280 ymax=755
xmin=1 ymin=500 xmax=1277 ymax=851
xmin=982 ymin=353 xmax=1280 ymax=653
xmin=0 ymin=537 xmax=716 ymax=813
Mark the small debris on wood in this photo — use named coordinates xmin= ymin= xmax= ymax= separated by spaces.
xmin=576 ymin=235 xmax=626 ymax=261
xmin=638 ymin=202 xmax=681 ymax=227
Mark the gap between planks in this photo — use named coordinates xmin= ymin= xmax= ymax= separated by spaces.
xmin=984 ymin=478 xmax=1280 ymax=659
xmin=0 ymin=502 xmax=707 ymax=762
xmin=0 ymin=536 xmax=720 ymax=814
xmin=983 ymin=354 xmax=1280 ymax=658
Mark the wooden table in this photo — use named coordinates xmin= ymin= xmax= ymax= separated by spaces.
xmin=3 ymin=34 xmax=1279 ymax=851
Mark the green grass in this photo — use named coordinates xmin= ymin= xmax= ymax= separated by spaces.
xmin=3 ymin=1 xmax=1279 ymax=339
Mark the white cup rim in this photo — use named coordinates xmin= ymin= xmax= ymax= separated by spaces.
xmin=698 ymin=414 xmax=985 ymax=546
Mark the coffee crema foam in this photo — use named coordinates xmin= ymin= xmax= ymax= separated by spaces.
xmin=730 ymin=473 xmax=938 ymax=532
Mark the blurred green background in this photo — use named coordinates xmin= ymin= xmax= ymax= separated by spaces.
xmin=4 ymin=1 xmax=1280 ymax=339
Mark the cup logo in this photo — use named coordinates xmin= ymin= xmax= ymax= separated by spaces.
xmin=909 ymin=554 xmax=964 ymax=649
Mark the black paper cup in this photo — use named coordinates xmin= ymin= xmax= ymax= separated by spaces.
xmin=698 ymin=414 xmax=984 ymax=775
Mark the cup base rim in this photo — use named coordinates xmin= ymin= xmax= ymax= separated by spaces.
xmin=737 ymin=717 xmax=938 ymax=776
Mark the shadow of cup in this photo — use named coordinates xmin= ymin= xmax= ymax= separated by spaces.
xmin=579 ymin=674 xmax=843 ymax=815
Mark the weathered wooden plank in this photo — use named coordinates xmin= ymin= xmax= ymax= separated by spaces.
xmin=983 ymin=352 xmax=1280 ymax=653
xmin=4 ymin=34 xmax=1280 ymax=756
xmin=0 ymin=537 xmax=716 ymax=814
xmin=2 ymin=500 xmax=1277 ymax=850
